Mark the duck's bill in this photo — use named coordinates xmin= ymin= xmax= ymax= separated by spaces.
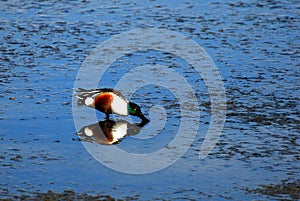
xmin=139 ymin=114 xmax=150 ymax=125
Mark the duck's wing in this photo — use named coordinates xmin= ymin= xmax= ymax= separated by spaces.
xmin=74 ymin=88 xmax=127 ymax=106
xmin=98 ymin=88 xmax=127 ymax=100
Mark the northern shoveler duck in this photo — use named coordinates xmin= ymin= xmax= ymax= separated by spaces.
xmin=74 ymin=88 xmax=149 ymax=123
xmin=77 ymin=120 xmax=143 ymax=145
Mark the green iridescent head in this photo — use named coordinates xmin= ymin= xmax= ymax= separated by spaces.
xmin=128 ymin=102 xmax=149 ymax=123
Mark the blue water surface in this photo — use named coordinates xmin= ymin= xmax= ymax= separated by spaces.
xmin=1 ymin=0 xmax=299 ymax=200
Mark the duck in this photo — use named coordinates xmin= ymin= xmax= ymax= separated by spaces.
xmin=74 ymin=88 xmax=149 ymax=123
xmin=77 ymin=120 xmax=144 ymax=145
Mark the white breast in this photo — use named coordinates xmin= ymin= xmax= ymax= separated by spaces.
xmin=111 ymin=122 xmax=128 ymax=142
xmin=111 ymin=94 xmax=128 ymax=116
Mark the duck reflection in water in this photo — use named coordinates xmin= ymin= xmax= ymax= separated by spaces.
xmin=77 ymin=120 xmax=148 ymax=145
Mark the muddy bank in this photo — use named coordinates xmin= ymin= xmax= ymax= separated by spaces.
xmin=1 ymin=190 xmax=138 ymax=201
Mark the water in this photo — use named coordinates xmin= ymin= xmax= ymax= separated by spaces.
xmin=1 ymin=0 xmax=299 ymax=200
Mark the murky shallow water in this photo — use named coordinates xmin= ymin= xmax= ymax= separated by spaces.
xmin=1 ymin=0 xmax=299 ymax=200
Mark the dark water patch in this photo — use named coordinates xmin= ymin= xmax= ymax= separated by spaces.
xmin=225 ymin=91 xmax=300 ymax=130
